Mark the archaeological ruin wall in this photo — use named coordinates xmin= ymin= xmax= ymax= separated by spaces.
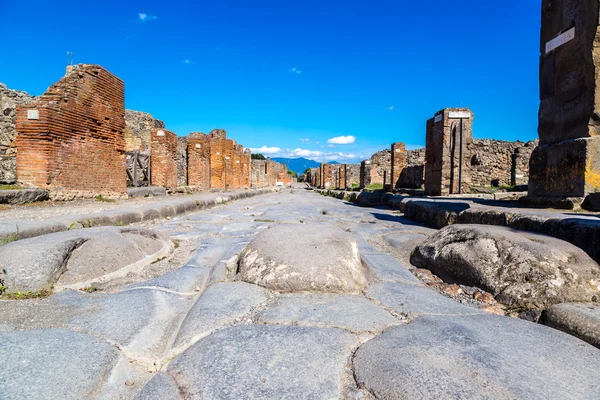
xmin=177 ymin=136 xmax=188 ymax=186
xmin=390 ymin=142 xmax=407 ymax=189
xmin=0 ymin=84 xmax=35 ymax=184
xmin=251 ymin=158 xmax=286 ymax=188
xmin=150 ymin=128 xmax=178 ymax=190
xmin=16 ymin=65 xmax=127 ymax=198
xmin=399 ymin=148 xmax=426 ymax=189
xmin=360 ymin=149 xmax=391 ymax=189
xmin=124 ymin=110 xmax=164 ymax=153
xmin=526 ymin=0 xmax=600 ymax=208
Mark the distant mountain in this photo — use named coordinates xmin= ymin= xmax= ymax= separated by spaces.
xmin=271 ymin=157 xmax=319 ymax=174
xmin=328 ymin=161 xmax=340 ymax=165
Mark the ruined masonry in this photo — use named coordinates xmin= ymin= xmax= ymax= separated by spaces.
xmin=527 ymin=0 xmax=600 ymax=206
xmin=16 ymin=65 xmax=127 ymax=199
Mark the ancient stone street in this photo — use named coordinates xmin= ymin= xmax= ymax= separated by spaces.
xmin=1 ymin=189 xmax=599 ymax=399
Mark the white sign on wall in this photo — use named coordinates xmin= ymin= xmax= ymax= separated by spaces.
xmin=448 ymin=111 xmax=471 ymax=119
xmin=195 ymin=143 xmax=201 ymax=149
xmin=546 ymin=27 xmax=575 ymax=54
xmin=434 ymin=114 xmax=443 ymax=123
xmin=157 ymin=130 xmax=165 ymax=136
xmin=27 ymin=110 xmax=39 ymax=120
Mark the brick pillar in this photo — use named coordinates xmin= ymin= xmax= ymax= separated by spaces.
xmin=339 ymin=164 xmax=346 ymax=190
xmin=526 ymin=0 xmax=600 ymax=208
xmin=424 ymin=108 xmax=473 ymax=196
xmin=150 ymin=128 xmax=178 ymax=190
xmin=187 ymin=133 xmax=211 ymax=190
xmin=391 ymin=142 xmax=406 ymax=189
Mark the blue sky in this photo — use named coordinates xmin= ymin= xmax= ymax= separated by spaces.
xmin=0 ymin=0 xmax=541 ymax=163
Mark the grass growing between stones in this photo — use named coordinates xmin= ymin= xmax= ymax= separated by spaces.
xmin=0 ymin=184 xmax=21 ymax=190
xmin=366 ymin=183 xmax=384 ymax=191
xmin=95 ymin=195 xmax=116 ymax=203
xmin=0 ymin=290 xmax=53 ymax=300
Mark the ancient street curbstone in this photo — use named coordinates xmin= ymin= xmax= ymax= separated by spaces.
xmin=544 ymin=302 xmax=600 ymax=349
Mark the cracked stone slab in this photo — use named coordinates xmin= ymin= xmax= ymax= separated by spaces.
xmin=0 ymin=328 xmax=137 ymax=399
xmin=0 ymin=226 xmax=171 ymax=293
xmin=172 ymin=282 xmax=272 ymax=355
xmin=64 ymin=288 xmax=193 ymax=370
xmin=127 ymin=265 xmax=211 ymax=295
xmin=545 ymin=303 xmax=600 ymax=348
xmin=238 ymin=223 xmax=368 ymax=293
xmin=361 ymin=252 xmax=421 ymax=285
xmin=366 ymin=282 xmax=483 ymax=319
xmin=140 ymin=324 xmax=358 ymax=400
xmin=354 ymin=314 xmax=600 ymax=399
xmin=258 ymin=293 xmax=401 ymax=335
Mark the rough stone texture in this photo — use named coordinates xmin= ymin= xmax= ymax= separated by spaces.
xmin=390 ymin=142 xmax=406 ymax=189
xmin=545 ymin=302 xmax=600 ymax=348
xmin=469 ymin=139 xmax=537 ymax=187
xmin=250 ymin=158 xmax=287 ymax=188
xmin=0 ymin=188 xmax=49 ymax=204
xmin=425 ymin=108 xmax=473 ymax=196
xmin=0 ymin=83 xmax=35 ymax=183
xmin=360 ymin=149 xmax=391 ymax=189
xmin=399 ymin=148 xmax=425 ymax=189
xmin=141 ymin=325 xmax=358 ymax=399
xmin=360 ymin=252 xmax=421 ymax=284
xmin=238 ymin=224 xmax=367 ymax=293
xmin=366 ymin=282 xmax=482 ymax=320
xmin=150 ymin=128 xmax=178 ymax=190
xmin=0 ymin=227 xmax=171 ymax=292
xmin=177 ymin=136 xmax=188 ymax=187
xmin=529 ymin=0 xmax=600 ymax=202
xmin=258 ymin=293 xmax=401 ymax=334
xmin=0 ymin=328 xmax=135 ymax=399
xmin=124 ymin=110 xmax=165 ymax=153
xmin=354 ymin=314 xmax=600 ymax=400
xmin=172 ymin=282 xmax=272 ymax=354
xmin=411 ymin=224 xmax=600 ymax=308
xmin=16 ymin=65 xmax=127 ymax=198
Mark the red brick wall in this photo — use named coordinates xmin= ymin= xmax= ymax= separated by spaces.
xmin=391 ymin=142 xmax=406 ymax=189
xmin=187 ymin=132 xmax=211 ymax=189
xmin=16 ymin=65 xmax=126 ymax=197
xmin=150 ymin=128 xmax=178 ymax=190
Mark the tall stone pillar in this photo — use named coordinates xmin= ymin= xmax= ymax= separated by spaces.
xmin=424 ymin=108 xmax=473 ymax=196
xmin=390 ymin=142 xmax=406 ymax=189
xmin=339 ymin=164 xmax=347 ymax=190
xmin=526 ymin=0 xmax=600 ymax=209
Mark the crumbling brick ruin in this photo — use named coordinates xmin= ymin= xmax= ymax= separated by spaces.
xmin=424 ymin=108 xmax=474 ymax=196
xmin=177 ymin=137 xmax=188 ymax=186
xmin=16 ymin=65 xmax=127 ymax=199
xmin=319 ymin=163 xmax=336 ymax=189
xmin=400 ymin=148 xmax=426 ymax=189
xmin=0 ymin=84 xmax=35 ymax=184
xmin=469 ymin=139 xmax=537 ymax=187
xmin=187 ymin=133 xmax=211 ymax=190
xmin=124 ymin=110 xmax=164 ymax=153
xmin=251 ymin=158 xmax=287 ymax=188
xmin=526 ymin=0 xmax=600 ymax=208
xmin=390 ymin=142 xmax=407 ymax=189
xmin=150 ymin=128 xmax=178 ymax=190
xmin=360 ymin=150 xmax=391 ymax=189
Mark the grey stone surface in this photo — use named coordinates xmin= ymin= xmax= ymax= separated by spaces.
xmin=411 ymin=224 xmax=600 ymax=308
xmin=172 ymin=282 xmax=272 ymax=354
xmin=142 ymin=325 xmax=358 ymax=399
xmin=0 ymin=189 xmax=49 ymax=204
xmin=0 ymin=328 xmax=135 ymax=400
xmin=128 ymin=265 xmax=211 ymax=294
xmin=545 ymin=303 xmax=600 ymax=348
xmin=135 ymin=372 xmax=180 ymax=400
xmin=258 ymin=293 xmax=401 ymax=334
xmin=0 ymin=227 xmax=171 ymax=292
xmin=354 ymin=314 xmax=600 ymax=400
xmin=366 ymin=282 xmax=482 ymax=320
xmin=361 ymin=252 xmax=421 ymax=284
xmin=239 ymin=223 xmax=368 ymax=293
xmin=127 ymin=186 xmax=167 ymax=198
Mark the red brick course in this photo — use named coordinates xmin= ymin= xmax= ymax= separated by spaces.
xmin=150 ymin=128 xmax=178 ymax=190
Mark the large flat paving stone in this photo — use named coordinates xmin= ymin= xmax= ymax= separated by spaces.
xmin=0 ymin=227 xmax=171 ymax=293
xmin=172 ymin=282 xmax=272 ymax=355
xmin=361 ymin=252 xmax=421 ymax=285
xmin=545 ymin=302 xmax=600 ymax=348
xmin=258 ymin=293 xmax=401 ymax=334
xmin=366 ymin=282 xmax=483 ymax=320
xmin=354 ymin=314 xmax=600 ymax=400
xmin=411 ymin=224 xmax=600 ymax=308
xmin=238 ymin=223 xmax=368 ymax=293
xmin=139 ymin=324 xmax=358 ymax=399
xmin=0 ymin=328 xmax=136 ymax=399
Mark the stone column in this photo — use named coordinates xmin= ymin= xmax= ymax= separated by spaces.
xmin=526 ymin=0 xmax=600 ymax=209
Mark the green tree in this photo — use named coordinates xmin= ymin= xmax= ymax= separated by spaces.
xmin=251 ymin=153 xmax=266 ymax=160
xmin=287 ymin=170 xmax=298 ymax=178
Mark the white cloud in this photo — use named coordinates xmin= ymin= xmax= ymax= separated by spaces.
xmin=290 ymin=67 xmax=302 ymax=75
xmin=300 ymin=138 xmax=310 ymax=143
xmin=327 ymin=135 xmax=356 ymax=145
xmin=385 ymin=106 xmax=395 ymax=111
xmin=328 ymin=144 xmax=335 ymax=148
xmin=139 ymin=13 xmax=157 ymax=22
xmin=183 ymin=59 xmax=193 ymax=64
xmin=315 ymin=141 xmax=320 ymax=145
xmin=249 ymin=146 xmax=281 ymax=155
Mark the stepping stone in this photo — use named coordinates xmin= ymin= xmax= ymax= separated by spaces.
xmin=366 ymin=282 xmax=483 ymax=320
xmin=545 ymin=302 xmax=600 ymax=348
xmin=139 ymin=325 xmax=358 ymax=399
xmin=411 ymin=224 xmax=600 ymax=308
xmin=354 ymin=314 xmax=600 ymax=399
xmin=238 ymin=223 xmax=368 ymax=293
xmin=0 ymin=328 xmax=136 ymax=399
xmin=258 ymin=293 xmax=401 ymax=334
xmin=172 ymin=282 xmax=272 ymax=355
